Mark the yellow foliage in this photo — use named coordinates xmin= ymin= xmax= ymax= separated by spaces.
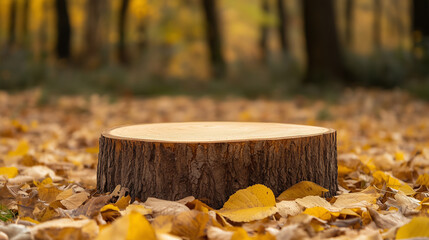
xmin=7 ymin=140 xmax=29 ymax=157
xmin=416 ymin=174 xmax=429 ymax=187
xmin=218 ymin=184 xmax=277 ymax=222
xmin=101 ymin=204 xmax=120 ymax=212
xmin=373 ymin=171 xmax=415 ymax=195
xmin=231 ymin=228 xmax=275 ymax=240
xmin=277 ymin=181 xmax=329 ymax=201
xmin=115 ymin=195 xmax=131 ymax=210
xmin=21 ymin=216 xmax=40 ymax=224
xmin=96 ymin=212 xmax=156 ymax=240
xmin=303 ymin=207 xmax=334 ymax=221
xmin=396 ymin=217 xmax=429 ymax=239
xmin=0 ymin=167 xmax=18 ymax=178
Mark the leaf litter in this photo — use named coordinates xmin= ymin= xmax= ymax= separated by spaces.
xmin=0 ymin=89 xmax=429 ymax=239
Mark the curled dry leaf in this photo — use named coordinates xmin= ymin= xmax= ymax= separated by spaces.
xmin=277 ymin=181 xmax=329 ymax=201
xmin=60 ymin=192 xmax=89 ymax=210
xmin=31 ymin=218 xmax=98 ymax=240
xmin=144 ymin=197 xmax=190 ymax=217
xmin=217 ymin=184 xmax=277 ymax=222
xmin=276 ymin=201 xmax=302 ymax=217
xmin=171 ymin=210 xmax=211 ymax=240
xmin=96 ymin=212 xmax=156 ymax=240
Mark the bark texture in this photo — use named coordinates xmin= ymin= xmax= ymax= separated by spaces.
xmin=97 ymin=128 xmax=337 ymax=208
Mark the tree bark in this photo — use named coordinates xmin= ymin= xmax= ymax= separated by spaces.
xmin=84 ymin=0 xmax=103 ymax=66
xmin=412 ymin=0 xmax=429 ymax=58
xmin=276 ymin=0 xmax=288 ymax=56
xmin=302 ymin=0 xmax=345 ymax=83
xmin=118 ymin=0 xmax=130 ymax=65
xmin=373 ymin=0 xmax=382 ymax=50
xmin=345 ymin=0 xmax=354 ymax=48
xmin=8 ymin=0 xmax=17 ymax=48
xmin=201 ymin=0 xmax=226 ymax=79
xmin=97 ymin=122 xmax=337 ymax=209
xmin=21 ymin=0 xmax=30 ymax=46
xmin=259 ymin=0 xmax=270 ymax=62
xmin=55 ymin=0 xmax=71 ymax=59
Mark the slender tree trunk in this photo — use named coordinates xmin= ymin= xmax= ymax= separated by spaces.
xmin=412 ymin=0 xmax=429 ymax=41
xmin=276 ymin=0 xmax=288 ymax=56
xmin=8 ymin=0 xmax=17 ymax=47
xmin=55 ymin=0 xmax=71 ymax=59
xmin=84 ymin=0 xmax=102 ymax=66
xmin=373 ymin=0 xmax=382 ymax=50
xmin=137 ymin=19 xmax=148 ymax=54
xmin=202 ymin=0 xmax=226 ymax=78
xmin=345 ymin=0 xmax=354 ymax=48
xmin=118 ymin=0 xmax=130 ymax=65
xmin=302 ymin=0 xmax=345 ymax=83
xmin=21 ymin=0 xmax=30 ymax=46
xmin=259 ymin=0 xmax=269 ymax=62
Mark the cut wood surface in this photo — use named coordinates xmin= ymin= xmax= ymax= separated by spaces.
xmin=97 ymin=122 xmax=337 ymax=208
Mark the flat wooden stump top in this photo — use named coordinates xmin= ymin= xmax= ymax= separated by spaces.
xmin=104 ymin=122 xmax=331 ymax=143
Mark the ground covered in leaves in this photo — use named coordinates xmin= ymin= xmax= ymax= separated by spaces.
xmin=1 ymin=89 xmax=429 ymax=240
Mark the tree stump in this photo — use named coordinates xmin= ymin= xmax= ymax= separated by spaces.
xmin=97 ymin=122 xmax=337 ymax=208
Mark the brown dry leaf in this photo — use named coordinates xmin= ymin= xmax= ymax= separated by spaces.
xmin=217 ymin=184 xmax=277 ymax=222
xmin=367 ymin=208 xmax=409 ymax=229
xmin=31 ymin=218 xmax=98 ymax=240
xmin=277 ymin=181 xmax=329 ymax=201
xmin=60 ymin=192 xmax=89 ymax=210
xmin=55 ymin=189 xmax=74 ymax=201
xmin=144 ymin=197 xmax=190 ymax=217
xmin=96 ymin=212 xmax=156 ymax=240
xmin=295 ymin=196 xmax=336 ymax=211
xmin=171 ymin=210 xmax=210 ymax=240
xmin=276 ymin=201 xmax=303 ymax=217
xmin=71 ymin=195 xmax=112 ymax=218
xmin=332 ymin=191 xmax=380 ymax=209
xmin=152 ymin=215 xmax=175 ymax=233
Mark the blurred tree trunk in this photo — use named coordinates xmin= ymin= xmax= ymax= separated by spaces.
xmin=276 ymin=0 xmax=288 ymax=56
xmin=373 ymin=0 xmax=382 ymax=50
xmin=21 ymin=0 xmax=29 ymax=46
xmin=302 ymin=0 xmax=345 ymax=83
xmin=412 ymin=0 xmax=429 ymax=50
xmin=118 ymin=0 xmax=130 ymax=65
xmin=55 ymin=0 xmax=71 ymax=59
xmin=8 ymin=0 xmax=17 ymax=47
xmin=259 ymin=0 xmax=269 ymax=62
xmin=84 ymin=0 xmax=103 ymax=67
xmin=202 ymin=0 xmax=226 ymax=78
xmin=345 ymin=0 xmax=354 ymax=48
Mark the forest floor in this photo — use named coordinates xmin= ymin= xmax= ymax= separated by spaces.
xmin=1 ymin=88 xmax=429 ymax=239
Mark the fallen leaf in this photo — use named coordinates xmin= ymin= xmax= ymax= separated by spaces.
xmin=276 ymin=201 xmax=302 ymax=217
xmin=217 ymin=184 xmax=277 ymax=222
xmin=277 ymin=181 xmax=329 ymax=201
xmin=114 ymin=195 xmax=131 ymax=210
xmin=295 ymin=196 xmax=335 ymax=211
xmin=0 ymin=167 xmax=18 ymax=179
xmin=171 ymin=210 xmax=210 ymax=240
xmin=373 ymin=171 xmax=415 ymax=196
xmin=71 ymin=195 xmax=112 ymax=218
xmin=396 ymin=217 xmax=429 ymax=239
xmin=96 ymin=212 xmax=156 ymax=240
xmin=31 ymin=218 xmax=98 ymax=240
xmin=7 ymin=141 xmax=29 ymax=157
xmin=144 ymin=197 xmax=190 ymax=217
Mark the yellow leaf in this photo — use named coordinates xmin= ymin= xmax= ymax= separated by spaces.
xmin=60 ymin=192 xmax=89 ymax=210
xmin=7 ymin=140 xmax=29 ymax=157
xmin=303 ymin=207 xmax=333 ymax=221
xmin=416 ymin=174 xmax=429 ymax=187
xmin=0 ymin=167 xmax=18 ymax=178
xmin=124 ymin=204 xmax=152 ymax=216
xmin=218 ymin=184 xmax=277 ymax=222
xmin=277 ymin=181 xmax=329 ymax=201
xmin=396 ymin=217 xmax=429 ymax=239
xmin=152 ymin=215 xmax=174 ymax=233
xmin=21 ymin=217 xmax=40 ymax=224
xmin=96 ymin=212 xmax=156 ymax=240
xmin=373 ymin=171 xmax=415 ymax=195
xmin=395 ymin=151 xmax=405 ymax=161
xmin=115 ymin=195 xmax=131 ymax=210
xmin=171 ymin=210 xmax=210 ymax=240
xmin=85 ymin=147 xmax=99 ymax=154
xmin=338 ymin=165 xmax=354 ymax=176
xmin=101 ymin=204 xmax=120 ymax=212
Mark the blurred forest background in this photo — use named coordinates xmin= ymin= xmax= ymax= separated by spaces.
xmin=1 ymin=0 xmax=429 ymax=99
